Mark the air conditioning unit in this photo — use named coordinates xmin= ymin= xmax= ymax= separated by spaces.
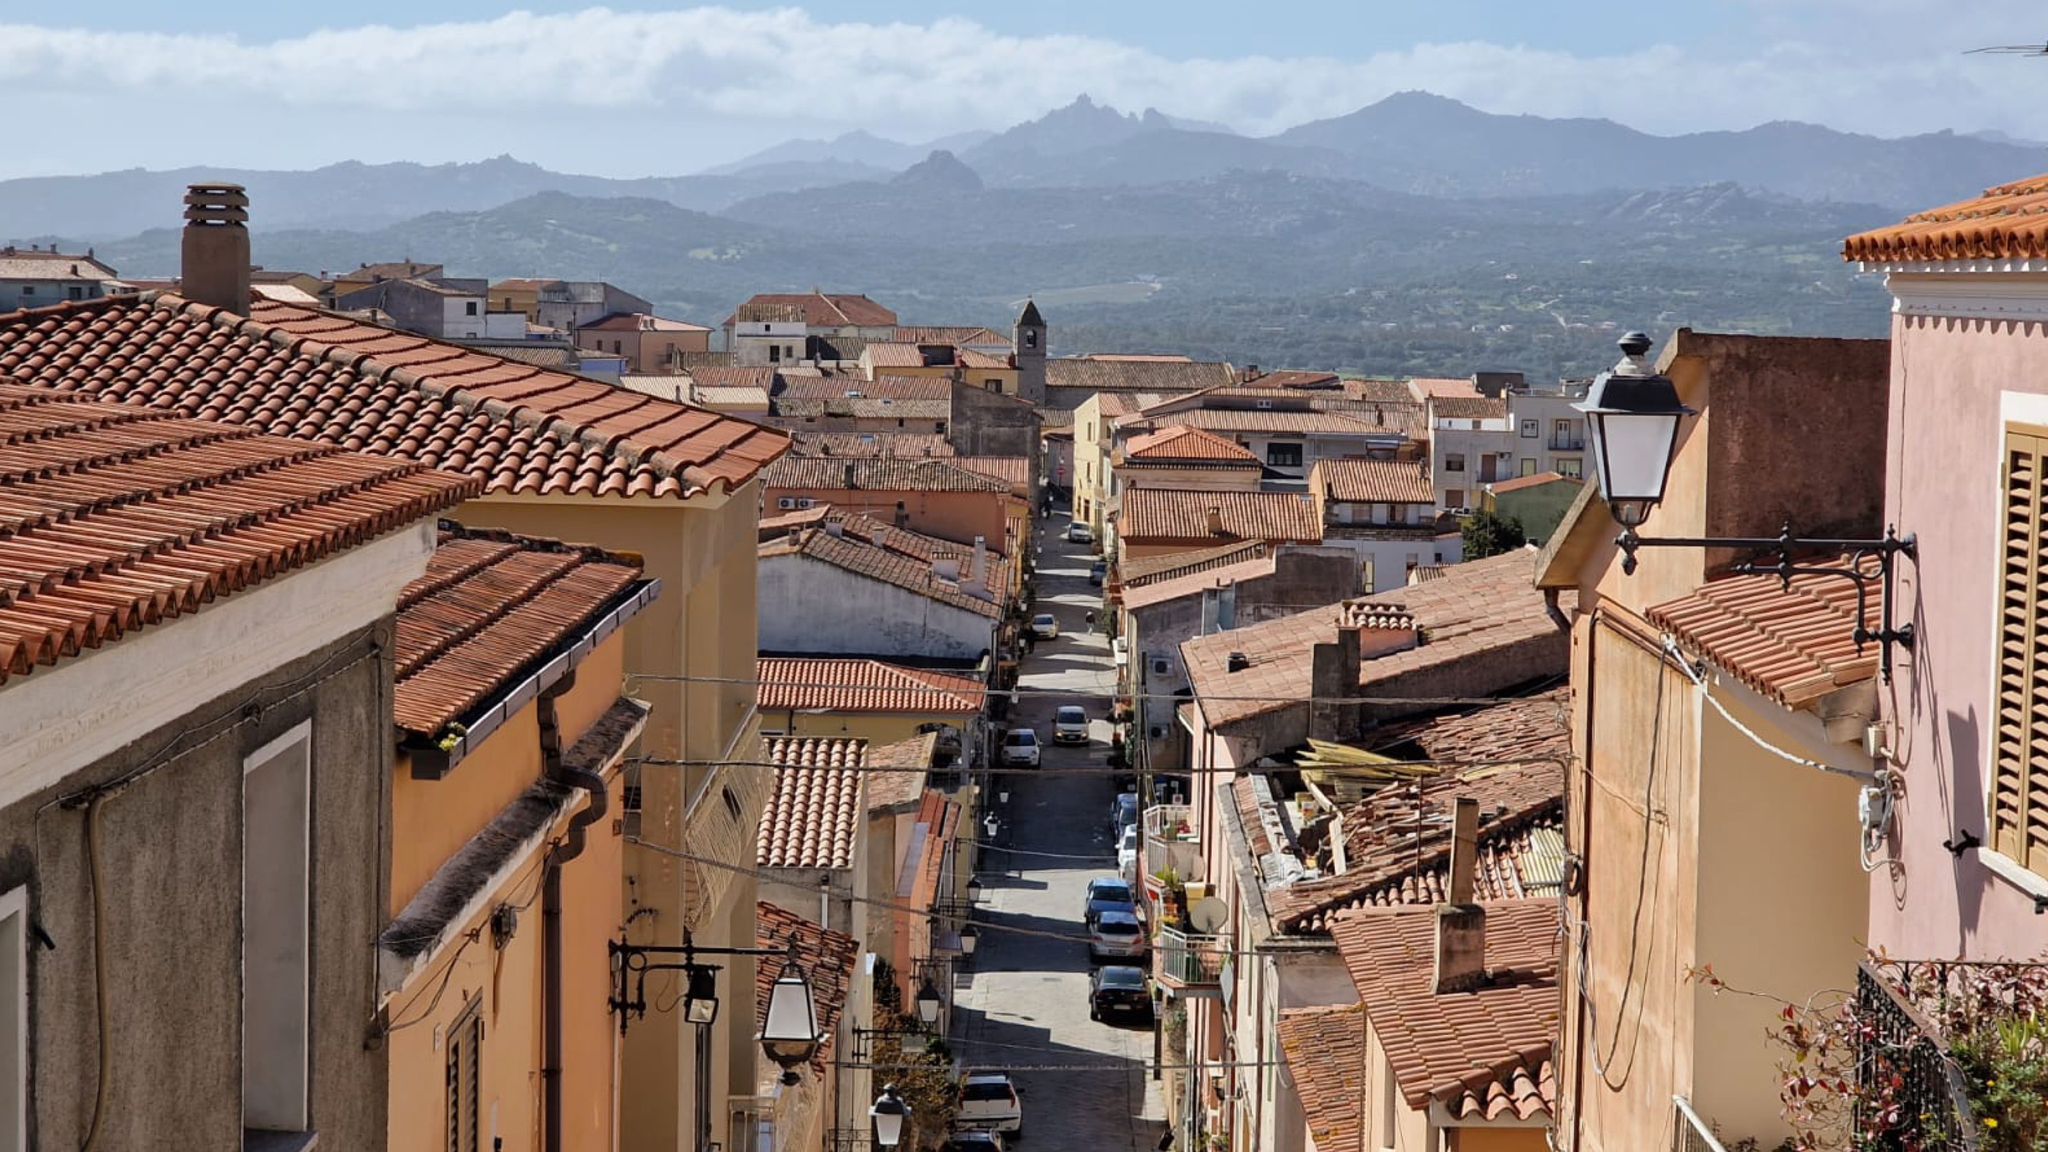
xmin=777 ymin=497 xmax=797 ymax=510
xmin=1150 ymin=657 xmax=1171 ymax=676
xmin=796 ymin=498 xmax=816 ymax=509
xmin=1254 ymin=399 xmax=1273 ymax=410
xmin=1148 ymin=725 xmax=1168 ymax=740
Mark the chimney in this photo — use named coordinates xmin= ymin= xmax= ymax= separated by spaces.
xmin=1245 ymin=364 xmax=1260 ymax=381
xmin=1226 ymin=652 xmax=1251 ymax=673
xmin=181 ymin=184 xmax=251 ymax=315
xmin=970 ymin=536 xmax=987 ymax=584
xmin=1205 ymin=505 xmax=1225 ymax=536
xmin=843 ymin=461 xmax=857 ymax=490
xmin=1434 ymin=797 xmax=1487 ymax=994
xmin=1307 ymin=627 xmax=1362 ymax=742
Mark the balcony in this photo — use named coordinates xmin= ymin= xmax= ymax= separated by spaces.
xmin=1548 ymin=436 xmax=1585 ymax=452
xmin=1671 ymin=1096 xmax=1728 ymax=1152
xmin=1852 ymin=959 xmax=1985 ymax=1151
xmin=1155 ymin=925 xmax=1224 ymax=994
xmin=1142 ymin=804 xmax=1201 ymax=883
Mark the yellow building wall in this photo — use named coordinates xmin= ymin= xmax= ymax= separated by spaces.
xmin=1362 ymin=1020 xmax=1437 ymax=1152
xmin=393 ymin=709 xmax=542 ymax=916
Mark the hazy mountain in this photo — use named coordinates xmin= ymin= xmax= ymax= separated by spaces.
xmin=701 ymin=129 xmax=995 ymax=175
xmin=890 ymin=151 xmax=985 ymax=194
xmin=959 ymin=96 xmax=1351 ymax=187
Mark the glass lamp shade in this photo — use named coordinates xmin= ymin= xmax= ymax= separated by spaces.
xmin=759 ymin=969 xmax=820 ymax=1084
xmin=965 ymin=876 xmax=983 ymax=903
xmin=959 ymin=924 xmax=981 ymax=956
xmin=984 ymin=814 xmax=1000 ymax=840
xmin=682 ymin=965 xmax=719 ymax=1026
xmin=1575 ymin=345 xmax=1691 ymax=530
xmin=870 ymin=1086 xmax=910 ymax=1148
xmin=915 ymin=979 xmax=943 ymax=1026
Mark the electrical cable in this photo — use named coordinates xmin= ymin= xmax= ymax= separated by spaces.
xmin=1661 ymin=636 xmax=1878 ymax=784
xmin=628 ymin=753 xmax=1567 ymax=779
xmin=636 ymin=669 xmax=1565 ymax=709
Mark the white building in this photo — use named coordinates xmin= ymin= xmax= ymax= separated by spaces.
xmin=0 ymin=246 xmax=119 ymax=311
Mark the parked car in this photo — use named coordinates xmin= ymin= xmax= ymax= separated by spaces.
xmin=1053 ymin=705 xmax=1090 ymax=745
xmin=1066 ymin=522 xmax=1094 ymax=544
xmin=1088 ymin=909 xmax=1148 ymax=963
xmin=1109 ymin=792 xmax=1138 ymax=841
xmin=1001 ymin=728 xmax=1041 ymax=768
xmin=957 ymin=1072 xmax=1024 ymax=1137
xmin=1083 ymin=877 xmax=1138 ymax=926
xmin=1088 ymin=559 xmax=1107 ymax=586
xmin=946 ymin=1133 xmax=1007 ymax=1152
xmin=1089 ymin=965 xmax=1155 ymax=1024
xmin=1029 ymin=613 xmax=1059 ymax=639
xmin=1117 ymin=825 xmax=1140 ymax=884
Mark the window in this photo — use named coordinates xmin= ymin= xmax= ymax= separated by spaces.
xmin=1361 ymin=555 xmax=1376 ymax=591
xmin=1404 ymin=552 xmax=1420 ymax=572
xmin=985 ymin=378 xmax=1002 ymax=392
xmin=613 ymin=340 xmax=622 ymax=354
xmin=1377 ymin=1054 xmax=1398 ymax=1151
xmin=1556 ymin=458 xmax=1583 ymax=479
xmin=1553 ymin=418 xmax=1574 ymax=445
xmin=0 ymin=886 xmax=22 ymax=1152
xmin=768 ymin=345 xmax=781 ymax=363
xmin=1266 ymin=443 xmax=1303 ymax=468
xmin=1024 ymin=330 xmax=1038 ymax=350
xmin=1520 ymin=418 xmax=1538 ymax=438
xmin=244 ymin=722 xmax=311 ymax=1134
xmin=17 ymin=287 xmax=29 ymax=297
xmin=1994 ymin=424 xmax=2048 ymax=876
xmin=445 ymin=998 xmax=483 ymax=1152
xmin=1445 ymin=489 xmax=1465 ymax=508
xmin=465 ymin=301 xmax=478 ymax=316
xmin=1520 ymin=458 xmax=1537 ymax=477
xmin=67 ymin=286 xmax=82 ymax=301
xmin=1445 ymin=453 xmax=1465 ymax=472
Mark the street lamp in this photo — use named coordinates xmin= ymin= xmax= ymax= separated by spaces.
xmin=965 ymin=875 xmax=983 ymax=904
xmin=959 ymin=924 xmax=981 ymax=957
xmin=984 ymin=812 xmax=999 ymax=841
xmin=682 ymin=963 xmax=720 ymax=1025
xmin=870 ymin=1085 xmax=910 ymax=1149
xmin=760 ymin=952 xmax=823 ymax=1086
xmin=1573 ymin=331 xmax=1693 ymax=531
xmin=1577 ymin=330 xmax=1919 ymax=682
xmin=914 ymin=978 xmax=943 ymax=1028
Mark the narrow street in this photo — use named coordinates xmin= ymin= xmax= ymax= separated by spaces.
xmin=950 ymin=508 xmax=1167 ymax=1150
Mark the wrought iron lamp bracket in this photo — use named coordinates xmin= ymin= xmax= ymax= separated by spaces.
xmin=608 ymin=932 xmax=799 ymax=1034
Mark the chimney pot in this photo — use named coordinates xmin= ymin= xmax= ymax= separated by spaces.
xmin=180 ymin=183 xmax=251 ymax=315
xmin=1434 ymin=797 xmax=1487 ymax=994
xmin=1226 ymin=651 xmax=1250 ymax=673
xmin=1205 ymin=505 xmax=1225 ymax=536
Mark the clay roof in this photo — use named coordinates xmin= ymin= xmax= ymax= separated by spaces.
xmin=687 ymin=366 xmax=779 ymax=393
xmin=756 ymin=656 xmax=987 ymax=715
xmin=338 ymin=261 xmax=442 ymax=283
xmin=1488 ymin=471 xmax=1574 ymax=495
xmin=860 ymin=343 xmax=931 ymax=369
xmin=755 ymin=902 xmax=861 ymax=1074
xmin=894 ymin=326 xmax=1009 ymax=348
xmin=1843 ymin=173 xmax=2048 ymax=265
xmin=0 ymin=382 xmax=475 ymax=684
xmin=0 ymin=251 xmax=118 ymax=282
xmin=780 ymin=376 xmax=952 ymax=402
xmin=577 ymin=312 xmax=710 ymax=333
xmin=1316 ymin=458 xmax=1434 ymax=504
xmin=823 ymin=510 xmax=1003 ymax=564
xmin=1329 ymin=900 xmax=1559 ymax=1122
xmin=951 ymin=455 xmax=1032 ymax=493
xmin=1407 ymin=377 xmax=1481 ymax=400
xmin=1122 ymin=425 xmax=1259 ymax=464
xmin=757 ymin=737 xmax=866 ymax=869
xmin=0 ymin=294 xmax=788 ymax=499
xmin=865 ymin=734 xmax=936 ymax=811
xmin=734 ymin=302 xmax=807 ymax=324
xmin=1349 ymin=378 xmax=1419 ymax=404
xmin=1241 ymin=370 xmax=1342 ymax=389
xmin=392 ymin=527 xmax=647 ymax=738
xmin=1647 ymin=554 xmax=1880 ymax=707
xmin=1045 ymin=358 xmax=1237 ymax=394
xmin=1117 ymin=489 xmax=1322 ymax=546
xmin=1277 ymin=1004 xmax=1368 ymax=1151
xmin=758 ymin=528 xmax=1004 ymax=619
xmin=731 ymin=292 xmax=898 ymax=329
xmin=1432 ymin=395 xmax=1508 ymax=421
xmin=763 ymin=457 xmax=1010 ymax=494
xmin=1119 ymin=540 xmax=1270 ymax=588
xmin=1121 ymin=555 xmax=1277 ymax=612
xmin=1183 ymin=549 xmax=1568 ymax=729
xmin=791 ymin=432 xmax=955 ymax=459
xmin=1124 ymin=409 xmax=1408 ymax=437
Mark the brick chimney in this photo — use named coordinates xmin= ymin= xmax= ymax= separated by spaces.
xmin=1307 ymin=627 xmax=1362 ymax=742
xmin=1205 ymin=505 xmax=1225 ymax=536
xmin=182 ymin=184 xmax=251 ymax=315
xmin=1434 ymin=797 xmax=1487 ymax=994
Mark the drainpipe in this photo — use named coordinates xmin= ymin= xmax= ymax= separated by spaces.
xmin=540 ymin=669 xmax=607 ymax=1152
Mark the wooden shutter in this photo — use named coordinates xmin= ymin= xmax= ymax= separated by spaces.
xmin=445 ymin=1000 xmax=483 ymax=1152
xmin=1995 ymin=427 xmax=2048 ymax=873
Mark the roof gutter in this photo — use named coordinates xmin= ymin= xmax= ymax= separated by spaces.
xmin=407 ymin=577 xmax=661 ymax=779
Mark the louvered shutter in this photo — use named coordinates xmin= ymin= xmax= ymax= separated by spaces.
xmin=1995 ymin=427 xmax=2048 ymax=873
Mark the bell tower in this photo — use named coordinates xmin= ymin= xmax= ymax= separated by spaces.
xmin=1014 ymin=298 xmax=1046 ymax=405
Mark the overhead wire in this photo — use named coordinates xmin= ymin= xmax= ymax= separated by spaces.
xmin=633 ymin=668 xmax=1564 ymax=709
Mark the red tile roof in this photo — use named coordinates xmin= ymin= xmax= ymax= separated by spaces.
xmin=762 ymin=457 xmax=1011 ymax=494
xmin=790 ymin=432 xmax=955 ymax=459
xmin=757 ymin=657 xmax=987 ymax=715
xmin=1646 ymin=554 xmax=1879 ymax=707
xmin=1407 ymin=377 xmax=1481 ymax=400
xmin=1432 ymin=395 xmax=1508 ymax=421
xmin=893 ymin=327 xmax=1009 ymax=347
xmin=731 ymin=293 xmax=898 ymax=329
xmin=1122 ymin=425 xmax=1260 ymax=465
xmin=1276 ymin=1004 xmax=1367 ymax=1151
xmin=1123 ymin=408 xmax=1411 ymax=438
xmin=1843 ymin=174 xmax=2048 ymax=265
xmin=0 ymin=294 xmax=788 ymax=499
xmin=1120 ymin=555 xmax=1278 ymax=612
xmin=758 ymin=737 xmax=866 ymax=869
xmin=0 ymin=382 xmax=475 ymax=684
xmin=780 ymin=376 xmax=953 ymax=402
xmin=1118 ymin=540 xmax=1269 ymax=588
xmin=1045 ymin=358 xmax=1237 ymax=395
xmin=1241 ymin=369 xmax=1342 ymax=389
xmin=393 ymin=526 xmax=646 ymax=738
xmin=578 ymin=312 xmax=710 ymax=333
xmin=1117 ymin=489 xmax=1322 ymax=546
xmin=758 ymin=528 xmax=1004 ymax=619
xmin=950 ymin=455 xmax=1033 ymax=494
xmin=1330 ymin=900 xmax=1559 ymax=1123
xmin=864 ymin=735 xmax=936 ymax=812
xmin=755 ymin=902 xmax=862 ymax=1074
xmin=1315 ymin=458 xmax=1434 ymax=504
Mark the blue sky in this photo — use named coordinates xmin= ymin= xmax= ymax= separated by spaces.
xmin=2 ymin=2 xmax=2041 ymax=178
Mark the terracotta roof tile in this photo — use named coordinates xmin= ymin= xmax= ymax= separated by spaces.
xmin=755 ymin=902 xmax=862 ymax=1074
xmin=1122 ymin=425 xmax=1260 ymax=465
xmin=758 ymin=737 xmax=866 ymax=869
xmin=392 ymin=526 xmax=647 ymax=738
xmin=893 ymin=327 xmax=1009 ymax=347
xmin=790 ymin=432 xmax=955 ymax=459
xmin=0 ymin=294 xmax=788 ymax=499
xmin=763 ymin=457 xmax=1010 ymax=494
xmin=1646 ymin=553 xmax=1879 ymax=707
xmin=1241 ymin=370 xmax=1342 ymax=389
xmin=1045 ymin=359 xmax=1237 ymax=394
xmin=1407 ymin=377 xmax=1482 ymax=401
xmin=1118 ymin=489 xmax=1322 ymax=546
xmin=864 ymin=735 xmax=936 ymax=811
xmin=779 ymin=376 xmax=953 ymax=402
xmin=757 ymin=656 xmax=987 ymax=714
xmin=950 ymin=455 xmax=1032 ymax=495
xmin=1120 ymin=555 xmax=1278 ymax=612
xmin=758 ymin=528 xmax=1004 ymax=619
xmin=1315 ymin=458 xmax=1435 ymax=505
xmin=1119 ymin=540 xmax=1270 ymax=588
xmin=0 ymin=381 xmax=475 ymax=684
xmin=1349 ymin=379 xmax=1419 ymax=404
xmin=1277 ymin=1004 xmax=1367 ymax=1151
xmin=1123 ymin=408 xmax=1414 ymax=438
xmin=1330 ymin=900 xmax=1559 ymax=1121
xmin=731 ymin=293 xmax=899 ymax=329
xmin=1432 ymin=396 xmax=1508 ymax=421
xmin=1487 ymin=471 xmax=1575 ymax=495
xmin=1844 ymin=174 xmax=2048 ymax=265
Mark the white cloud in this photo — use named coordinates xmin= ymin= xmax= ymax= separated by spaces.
xmin=0 ymin=5 xmax=2044 ymax=176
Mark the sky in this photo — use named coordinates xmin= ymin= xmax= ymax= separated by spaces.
xmin=3 ymin=1 xmax=2045 ymax=178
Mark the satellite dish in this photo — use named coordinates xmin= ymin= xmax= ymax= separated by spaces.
xmin=1188 ymin=897 xmax=1228 ymax=934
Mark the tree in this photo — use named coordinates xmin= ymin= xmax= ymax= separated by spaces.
xmin=1461 ymin=509 xmax=1527 ymax=560
xmin=869 ymin=1015 xmax=960 ymax=1150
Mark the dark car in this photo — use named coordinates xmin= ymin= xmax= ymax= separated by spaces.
xmin=1089 ymin=965 xmax=1154 ymax=1024
xmin=946 ymin=1133 xmax=1007 ymax=1152
xmin=1083 ymin=877 xmax=1138 ymax=925
xmin=1088 ymin=559 xmax=1107 ymax=586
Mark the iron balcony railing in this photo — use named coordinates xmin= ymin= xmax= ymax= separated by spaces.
xmin=1549 ymin=435 xmax=1586 ymax=451
xmin=1155 ymin=925 xmax=1224 ymax=990
xmin=1142 ymin=804 xmax=1203 ymax=887
xmin=1854 ymin=959 xmax=1983 ymax=1152
xmin=1672 ymin=1096 xmax=1729 ymax=1152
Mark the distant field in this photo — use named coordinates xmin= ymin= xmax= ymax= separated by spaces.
xmin=1015 ymin=282 xmax=1162 ymax=307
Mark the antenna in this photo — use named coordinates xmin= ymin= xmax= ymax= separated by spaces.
xmin=1966 ymin=43 xmax=2048 ymax=55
